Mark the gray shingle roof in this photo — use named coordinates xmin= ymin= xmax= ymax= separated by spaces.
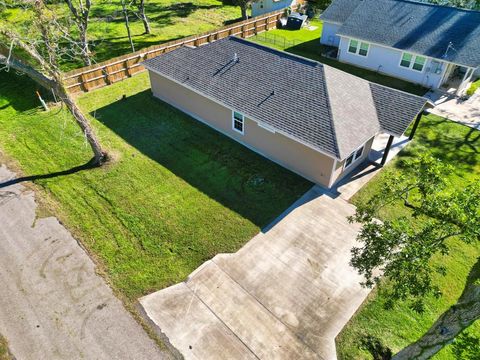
xmin=334 ymin=0 xmax=480 ymax=68
xmin=320 ymin=0 xmax=362 ymax=24
xmin=143 ymin=37 xmax=427 ymax=159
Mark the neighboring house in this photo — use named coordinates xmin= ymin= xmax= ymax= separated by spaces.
xmin=143 ymin=37 xmax=428 ymax=188
xmin=320 ymin=0 xmax=480 ymax=94
xmin=251 ymin=0 xmax=299 ymax=17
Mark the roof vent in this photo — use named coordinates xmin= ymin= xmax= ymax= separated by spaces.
xmin=233 ymin=52 xmax=239 ymax=62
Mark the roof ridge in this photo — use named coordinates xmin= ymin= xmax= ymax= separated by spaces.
xmin=324 ymin=66 xmax=380 ymax=159
xmin=319 ymin=66 xmax=342 ymax=159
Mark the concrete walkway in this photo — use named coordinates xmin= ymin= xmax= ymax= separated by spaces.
xmin=0 ymin=165 xmax=171 ymax=360
xmin=425 ymin=90 xmax=480 ymax=130
xmin=140 ymin=133 xmax=407 ymax=360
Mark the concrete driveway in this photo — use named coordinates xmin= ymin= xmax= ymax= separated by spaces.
xmin=0 ymin=165 xmax=172 ymax=360
xmin=426 ymin=90 xmax=480 ymax=129
xmin=141 ymin=186 xmax=371 ymax=360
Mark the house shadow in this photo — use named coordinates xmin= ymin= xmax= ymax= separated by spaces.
xmin=92 ymin=90 xmax=312 ymax=228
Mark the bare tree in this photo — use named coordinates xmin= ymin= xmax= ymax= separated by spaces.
xmin=133 ymin=0 xmax=150 ymax=34
xmin=64 ymin=0 xmax=93 ymax=66
xmin=121 ymin=0 xmax=135 ymax=52
xmin=0 ymin=0 xmax=107 ymax=165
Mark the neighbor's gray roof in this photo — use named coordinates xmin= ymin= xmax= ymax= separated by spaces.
xmin=331 ymin=0 xmax=480 ymax=68
xmin=320 ymin=0 xmax=361 ymax=24
xmin=143 ymin=37 xmax=427 ymax=160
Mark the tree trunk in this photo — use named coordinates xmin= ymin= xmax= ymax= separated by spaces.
xmin=241 ymin=4 xmax=248 ymax=20
xmin=79 ymin=26 xmax=92 ymax=66
xmin=393 ymin=283 xmax=480 ymax=360
xmin=122 ymin=1 xmax=135 ymax=52
xmin=1 ymin=52 xmax=106 ymax=165
xmin=55 ymin=83 xmax=106 ymax=165
xmin=137 ymin=0 xmax=151 ymax=34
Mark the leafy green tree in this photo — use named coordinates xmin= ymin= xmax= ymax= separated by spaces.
xmin=349 ymin=154 xmax=480 ymax=359
xmin=0 ymin=0 xmax=107 ymax=164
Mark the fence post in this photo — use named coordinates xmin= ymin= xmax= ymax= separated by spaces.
xmin=125 ymin=59 xmax=131 ymax=77
xmin=103 ymin=66 xmax=111 ymax=85
xmin=81 ymin=73 xmax=89 ymax=92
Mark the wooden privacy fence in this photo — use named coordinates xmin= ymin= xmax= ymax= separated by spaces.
xmin=64 ymin=10 xmax=284 ymax=93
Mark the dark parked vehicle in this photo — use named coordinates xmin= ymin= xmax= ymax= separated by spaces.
xmin=286 ymin=12 xmax=308 ymax=30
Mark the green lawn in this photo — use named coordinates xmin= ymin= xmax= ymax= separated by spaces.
xmin=336 ymin=114 xmax=480 ymax=359
xmin=1 ymin=0 xmax=241 ymax=70
xmin=250 ymin=20 xmax=427 ymax=96
xmin=0 ymin=70 xmax=311 ymax=300
xmin=467 ymin=77 xmax=480 ymax=96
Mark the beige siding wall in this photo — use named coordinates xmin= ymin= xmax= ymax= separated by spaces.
xmin=331 ymin=136 xmax=375 ymax=184
xmin=149 ymin=71 xmax=336 ymax=187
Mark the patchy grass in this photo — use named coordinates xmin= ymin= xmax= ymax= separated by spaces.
xmin=336 ymin=115 xmax=480 ymax=359
xmin=1 ymin=0 xmax=241 ymax=70
xmin=0 ymin=70 xmax=311 ymax=300
xmin=250 ymin=19 xmax=427 ymax=96
xmin=0 ymin=335 xmax=11 ymax=360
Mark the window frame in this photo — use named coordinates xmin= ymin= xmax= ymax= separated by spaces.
xmin=399 ymin=52 xmax=426 ymax=72
xmin=344 ymin=144 xmax=366 ymax=170
xmin=232 ymin=111 xmax=245 ymax=135
xmin=348 ymin=38 xmax=369 ymax=57
xmin=354 ymin=146 xmax=364 ymax=160
xmin=348 ymin=39 xmax=359 ymax=54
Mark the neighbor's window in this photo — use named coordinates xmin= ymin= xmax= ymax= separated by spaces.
xmin=400 ymin=53 xmax=413 ymax=68
xmin=359 ymin=42 xmax=369 ymax=56
xmin=233 ymin=111 xmax=244 ymax=134
xmin=348 ymin=39 xmax=358 ymax=54
xmin=400 ymin=52 xmax=426 ymax=72
xmin=413 ymin=56 xmax=426 ymax=71
xmin=348 ymin=39 xmax=369 ymax=56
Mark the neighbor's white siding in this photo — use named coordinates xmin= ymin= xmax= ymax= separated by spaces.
xmin=252 ymin=0 xmax=296 ymax=17
xmin=320 ymin=21 xmax=341 ymax=47
xmin=338 ymin=36 xmax=448 ymax=89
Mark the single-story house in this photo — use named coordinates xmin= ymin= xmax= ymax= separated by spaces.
xmin=143 ymin=37 xmax=428 ymax=188
xmin=251 ymin=0 xmax=301 ymax=17
xmin=320 ymin=0 xmax=480 ymax=94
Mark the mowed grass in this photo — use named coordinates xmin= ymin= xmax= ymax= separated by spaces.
xmin=1 ymin=0 xmax=241 ymax=70
xmin=336 ymin=115 xmax=480 ymax=359
xmin=250 ymin=19 xmax=427 ymax=96
xmin=0 ymin=70 xmax=311 ymax=300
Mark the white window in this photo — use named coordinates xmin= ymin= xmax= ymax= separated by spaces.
xmin=344 ymin=145 xmax=365 ymax=169
xmin=400 ymin=52 xmax=426 ymax=72
xmin=348 ymin=39 xmax=358 ymax=54
xmin=348 ymin=39 xmax=369 ymax=57
xmin=344 ymin=153 xmax=354 ymax=169
xmin=354 ymin=146 xmax=364 ymax=160
xmin=232 ymin=111 xmax=244 ymax=134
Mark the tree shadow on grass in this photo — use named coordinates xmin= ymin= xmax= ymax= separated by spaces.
xmin=0 ymin=71 xmax=53 ymax=112
xmin=0 ymin=158 xmax=99 ymax=189
xmin=395 ymin=116 xmax=480 ymax=175
xmin=91 ymin=90 xmax=312 ymax=227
